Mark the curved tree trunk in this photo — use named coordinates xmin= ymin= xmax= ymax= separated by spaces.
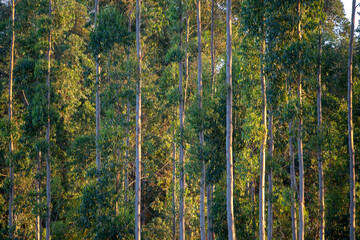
xmin=8 ymin=0 xmax=15 ymax=237
xmin=135 ymin=0 xmax=142 ymax=238
xmin=348 ymin=0 xmax=356 ymax=239
xmin=226 ymin=0 xmax=235 ymax=238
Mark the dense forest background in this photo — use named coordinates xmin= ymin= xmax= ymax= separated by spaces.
xmin=0 ymin=0 xmax=359 ymax=239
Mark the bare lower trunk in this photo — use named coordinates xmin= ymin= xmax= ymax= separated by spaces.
xmin=268 ymin=112 xmax=274 ymax=240
xmin=8 ymin=1 xmax=15 ymax=237
xmin=179 ymin=55 xmax=185 ymax=240
xmin=348 ymin=1 xmax=356 ymax=239
xmin=207 ymin=184 xmax=215 ymax=240
xmin=135 ymin=0 xmax=142 ymax=238
xmin=36 ymin=151 xmax=42 ymax=240
xmin=45 ymin=2 xmax=52 ymax=240
xmin=317 ymin=13 xmax=325 ymax=240
xmin=289 ymin=121 xmax=298 ymax=240
xmin=197 ymin=0 xmax=205 ymax=239
xmin=95 ymin=0 xmax=101 ymax=172
xmin=252 ymin=179 xmax=256 ymax=237
xmin=259 ymin=29 xmax=267 ymax=240
xmin=226 ymin=1 xmax=235 ymax=238
xmin=172 ymin=128 xmax=177 ymax=240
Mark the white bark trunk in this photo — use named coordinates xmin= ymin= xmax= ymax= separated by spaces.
xmin=172 ymin=128 xmax=177 ymax=240
xmin=36 ymin=151 xmax=42 ymax=240
xmin=95 ymin=0 xmax=101 ymax=171
xmin=290 ymin=120 xmax=298 ymax=240
xmin=226 ymin=0 xmax=235 ymax=238
xmin=267 ymin=113 xmax=274 ymax=240
xmin=135 ymin=0 xmax=142 ymax=238
xmin=348 ymin=1 xmax=356 ymax=239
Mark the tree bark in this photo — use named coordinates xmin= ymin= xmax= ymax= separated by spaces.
xmin=317 ymin=9 xmax=325 ymax=240
xmin=196 ymin=0 xmax=206 ymax=239
xmin=135 ymin=0 xmax=142 ymax=238
xmin=94 ymin=0 xmax=101 ymax=172
xmin=172 ymin=127 xmax=177 ymax=240
xmin=8 ymin=0 xmax=15 ymax=237
xmin=348 ymin=0 xmax=356 ymax=239
xmin=296 ymin=2 xmax=304 ymax=239
xmin=259 ymin=20 xmax=267 ymax=240
xmin=268 ymin=112 xmax=274 ymax=240
xmin=36 ymin=151 xmax=42 ymax=240
xmin=210 ymin=0 xmax=216 ymax=96
xmin=226 ymin=0 xmax=235 ymax=238
xmin=45 ymin=1 xmax=52 ymax=239
xmin=207 ymin=184 xmax=215 ymax=240
xmin=290 ymin=120 xmax=298 ymax=240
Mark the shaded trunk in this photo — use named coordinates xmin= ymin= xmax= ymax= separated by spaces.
xmin=125 ymin=1 xmax=132 ymax=205
xmin=197 ymin=0 xmax=205 ymax=239
xmin=45 ymin=1 xmax=52 ymax=240
xmin=348 ymin=0 xmax=356 ymax=239
xmin=179 ymin=44 xmax=185 ymax=240
xmin=259 ymin=25 xmax=267 ymax=240
xmin=268 ymin=112 xmax=274 ymax=240
xmin=8 ymin=0 xmax=15 ymax=237
xmin=297 ymin=2 xmax=304 ymax=239
xmin=172 ymin=128 xmax=177 ymax=240
xmin=317 ymin=11 xmax=325 ymax=240
xmin=36 ymin=151 xmax=42 ymax=240
xmin=95 ymin=0 xmax=101 ymax=171
xmin=207 ymin=184 xmax=215 ymax=240
xmin=226 ymin=0 xmax=235 ymax=238
xmin=135 ymin=0 xmax=142 ymax=238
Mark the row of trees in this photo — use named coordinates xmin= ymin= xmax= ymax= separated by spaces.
xmin=0 ymin=0 xmax=358 ymax=239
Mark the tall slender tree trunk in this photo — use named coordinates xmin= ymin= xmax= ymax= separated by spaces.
xmin=36 ymin=151 xmax=42 ymax=240
xmin=317 ymin=9 xmax=325 ymax=240
xmin=95 ymin=0 xmax=101 ymax=172
xmin=226 ymin=0 xmax=235 ymax=239
xmin=196 ymin=1 xmax=206 ymax=239
xmin=268 ymin=112 xmax=274 ymax=240
xmin=125 ymin=1 xmax=132 ymax=205
xmin=8 ymin=0 xmax=15 ymax=237
xmin=296 ymin=1 xmax=304 ymax=239
xmin=207 ymin=2 xmax=216 ymax=239
xmin=135 ymin=0 xmax=142 ymax=238
xmin=259 ymin=19 xmax=267 ymax=240
xmin=179 ymin=32 xmax=186 ymax=240
xmin=290 ymin=120 xmax=298 ymax=240
xmin=172 ymin=127 xmax=177 ymax=240
xmin=45 ymin=1 xmax=52 ymax=239
xmin=348 ymin=0 xmax=356 ymax=239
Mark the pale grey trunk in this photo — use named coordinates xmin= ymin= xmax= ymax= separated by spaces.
xmin=8 ymin=1 xmax=15 ymax=237
xmin=45 ymin=1 xmax=52 ymax=240
xmin=259 ymin=26 xmax=267 ymax=240
xmin=317 ymin=13 xmax=325 ymax=240
xmin=297 ymin=2 xmax=304 ymax=239
xmin=197 ymin=1 xmax=206 ymax=239
xmin=268 ymin=113 xmax=274 ymax=240
xmin=226 ymin=0 xmax=235 ymax=238
xmin=172 ymin=128 xmax=177 ymax=240
xmin=348 ymin=0 xmax=356 ymax=239
xmin=95 ymin=0 xmax=101 ymax=171
xmin=290 ymin=121 xmax=298 ymax=240
xmin=36 ymin=151 xmax=42 ymax=240
xmin=135 ymin=0 xmax=142 ymax=238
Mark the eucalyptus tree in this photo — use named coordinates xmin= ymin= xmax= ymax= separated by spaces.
xmin=226 ymin=0 xmax=235 ymax=238
xmin=196 ymin=0 xmax=205 ymax=238
xmin=348 ymin=0 xmax=356 ymax=239
xmin=7 ymin=0 xmax=15 ymax=237
xmin=135 ymin=0 xmax=142 ymax=238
